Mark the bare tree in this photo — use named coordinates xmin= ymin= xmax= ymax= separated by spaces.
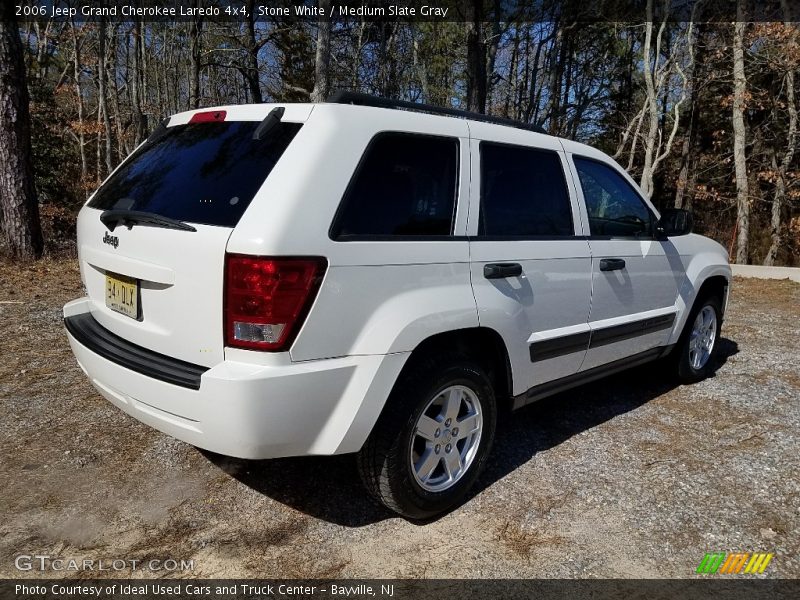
xmin=69 ymin=19 xmax=87 ymax=179
xmin=465 ymin=0 xmax=486 ymax=113
xmin=98 ymin=15 xmax=113 ymax=175
xmin=0 ymin=4 xmax=44 ymax=259
xmin=674 ymin=24 xmax=705 ymax=209
xmin=311 ymin=0 xmax=332 ymax=102
xmin=639 ymin=0 xmax=691 ymax=198
xmin=6 ymin=7 xmax=799 ymax=265
xmin=543 ymin=21 xmax=565 ymax=130
xmin=732 ymin=3 xmax=749 ymax=264
xmin=130 ymin=18 xmax=148 ymax=145
xmin=188 ymin=1 xmax=202 ymax=109
xmin=764 ymin=0 xmax=798 ymax=265
xmin=485 ymin=1 xmax=504 ymax=111
xmin=242 ymin=0 xmax=264 ymax=103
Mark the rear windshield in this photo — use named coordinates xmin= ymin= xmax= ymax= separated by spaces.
xmin=88 ymin=121 xmax=302 ymax=227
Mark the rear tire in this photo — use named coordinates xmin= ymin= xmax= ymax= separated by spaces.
xmin=674 ymin=295 xmax=722 ymax=383
xmin=357 ymin=356 xmax=497 ymax=520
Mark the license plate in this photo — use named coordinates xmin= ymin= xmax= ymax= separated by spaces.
xmin=105 ymin=272 xmax=139 ymax=319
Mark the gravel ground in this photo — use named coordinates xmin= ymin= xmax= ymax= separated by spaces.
xmin=0 ymin=258 xmax=798 ymax=579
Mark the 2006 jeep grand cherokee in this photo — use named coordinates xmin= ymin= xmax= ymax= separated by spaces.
xmin=64 ymin=92 xmax=731 ymax=518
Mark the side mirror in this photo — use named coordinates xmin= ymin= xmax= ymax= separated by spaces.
xmin=656 ymin=208 xmax=693 ymax=238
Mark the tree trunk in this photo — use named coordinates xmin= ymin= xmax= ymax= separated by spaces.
xmin=504 ymin=28 xmax=519 ymax=117
xmin=32 ymin=21 xmax=52 ymax=81
xmin=412 ymin=26 xmax=424 ymax=100
xmin=110 ymin=23 xmax=128 ymax=158
xmin=674 ymin=103 xmax=695 ymax=209
xmin=351 ymin=19 xmax=365 ymax=89
xmin=0 ymin=5 xmax=44 ymax=259
xmin=639 ymin=0 xmax=661 ymax=199
xmin=560 ymin=32 xmax=574 ymax=134
xmin=188 ymin=2 xmax=202 ymax=109
xmin=130 ymin=18 xmax=147 ymax=146
xmin=764 ymin=70 xmax=797 ymax=266
xmin=70 ymin=20 xmax=87 ymax=179
xmin=520 ymin=26 xmax=531 ymax=119
xmin=98 ymin=15 xmax=113 ymax=175
xmin=674 ymin=25 xmax=704 ymax=209
xmin=732 ymin=8 xmax=749 ymax=264
xmin=243 ymin=0 xmax=263 ymax=103
xmin=485 ymin=1 xmax=502 ymax=112
xmin=764 ymin=12 xmax=797 ymax=264
xmin=311 ymin=0 xmax=331 ymax=102
xmin=544 ymin=23 xmax=565 ymax=131
xmin=465 ymin=0 xmax=486 ymax=113
xmin=528 ymin=26 xmax=550 ymax=124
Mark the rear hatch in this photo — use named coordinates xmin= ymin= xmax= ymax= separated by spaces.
xmin=77 ymin=110 xmax=303 ymax=367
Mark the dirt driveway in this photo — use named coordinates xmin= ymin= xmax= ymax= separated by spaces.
xmin=1 ymin=258 xmax=798 ymax=578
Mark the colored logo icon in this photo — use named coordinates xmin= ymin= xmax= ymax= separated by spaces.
xmin=697 ymin=552 xmax=774 ymax=574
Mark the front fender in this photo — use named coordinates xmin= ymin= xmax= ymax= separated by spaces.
xmin=667 ymin=234 xmax=731 ymax=344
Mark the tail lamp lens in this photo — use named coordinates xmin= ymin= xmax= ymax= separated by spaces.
xmin=224 ymin=255 xmax=326 ymax=351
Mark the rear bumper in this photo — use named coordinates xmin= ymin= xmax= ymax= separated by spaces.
xmin=65 ymin=312 xmax=208 ymax=389
xmin=63 ymin=297 xmax=408 ymax=459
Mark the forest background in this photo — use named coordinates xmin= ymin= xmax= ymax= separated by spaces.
xmin=1 ymin=0 xmax=798 ymax=266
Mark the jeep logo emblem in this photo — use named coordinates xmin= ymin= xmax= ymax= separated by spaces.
xmin=103 ymin=232 xmax=119 ymax=248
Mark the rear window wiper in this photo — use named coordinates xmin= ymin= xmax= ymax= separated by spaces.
xmin=252 ymin=107 xmax=285 ymax=140
xmin=100 ymin=209 xmax=197 ymax=232
xmin=143 ymin=117 xmax=172 ymax=147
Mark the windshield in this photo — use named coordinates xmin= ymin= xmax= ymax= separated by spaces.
xmin=88 ymin=120 xmax=302 ymax=227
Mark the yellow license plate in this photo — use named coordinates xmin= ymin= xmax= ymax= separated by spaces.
xmin=105 ymin=272 xmax=139 ymax=319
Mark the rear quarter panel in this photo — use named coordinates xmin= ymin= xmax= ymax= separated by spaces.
xmin=226 ymin=105 xmax=479 ymax=362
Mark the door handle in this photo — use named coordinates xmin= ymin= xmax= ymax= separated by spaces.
xmin=484 ymin=263 xmax=523 ymax=279
xmin=599 ymin=258 xmax=626 ymax=272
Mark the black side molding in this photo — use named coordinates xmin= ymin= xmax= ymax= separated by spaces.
xmin=590 ymin=313 xmax=676 ymax=348
xmin=529 ymin=313 xmax=676 ymax=362
xmin=64 ymin=313 xmax=208 ymax=390
xmin=529 ymin=331 xmax=591 ymax=362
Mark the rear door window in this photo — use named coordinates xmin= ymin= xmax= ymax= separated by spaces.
xmin=478 ymin=142 xmax=574 ymax=237
xmin=331 ymin=133 xmax=459 ymax=239
xmin=88 ymin=121 xmax=301 ymax=228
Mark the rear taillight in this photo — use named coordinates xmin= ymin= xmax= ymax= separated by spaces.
xmin=224 ymin=255 xmax=327 ymax=351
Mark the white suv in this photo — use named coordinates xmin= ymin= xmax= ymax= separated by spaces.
xmin=64 ymin=93 xmax=731 ymax=518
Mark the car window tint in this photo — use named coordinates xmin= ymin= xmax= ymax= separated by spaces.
xmin=332 ymin=133 xmax=458 ymax=238
xmin=478 ymin=143 xmax=573 ymax=237
xmin=88 ymin=121 xmax=302 ymax=228
xmin=573 ymin=157 xmax=654 ymax=237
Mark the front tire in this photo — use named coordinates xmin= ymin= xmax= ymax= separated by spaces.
xmin=357 ymin=357 xmax=497 ymax=519
xmin=675 ymin=295 xmax=722 ymax=383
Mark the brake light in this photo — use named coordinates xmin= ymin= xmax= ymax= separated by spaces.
xmin=224 ymin=255 xmax=326 ymax=351
xmin=189 ymin=110 xmax=227 ymax=123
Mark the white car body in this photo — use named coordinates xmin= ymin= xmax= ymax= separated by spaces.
xmin=64 ymin=101 xmax=731 ymax=460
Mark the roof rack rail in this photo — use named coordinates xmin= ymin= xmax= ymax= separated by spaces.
xmin=326 ymin=90 xmax=548 ymax=135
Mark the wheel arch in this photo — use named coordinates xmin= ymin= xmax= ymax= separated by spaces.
xmin=335 ymin=326 xmax=513 ymax=455
xmin=695 ymin=275 xmax=729 ymax=318
xmin=396 ymin=327 xmax=514 ymax=409
xmin=669 ymin=268 xmax=730 ymax=346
